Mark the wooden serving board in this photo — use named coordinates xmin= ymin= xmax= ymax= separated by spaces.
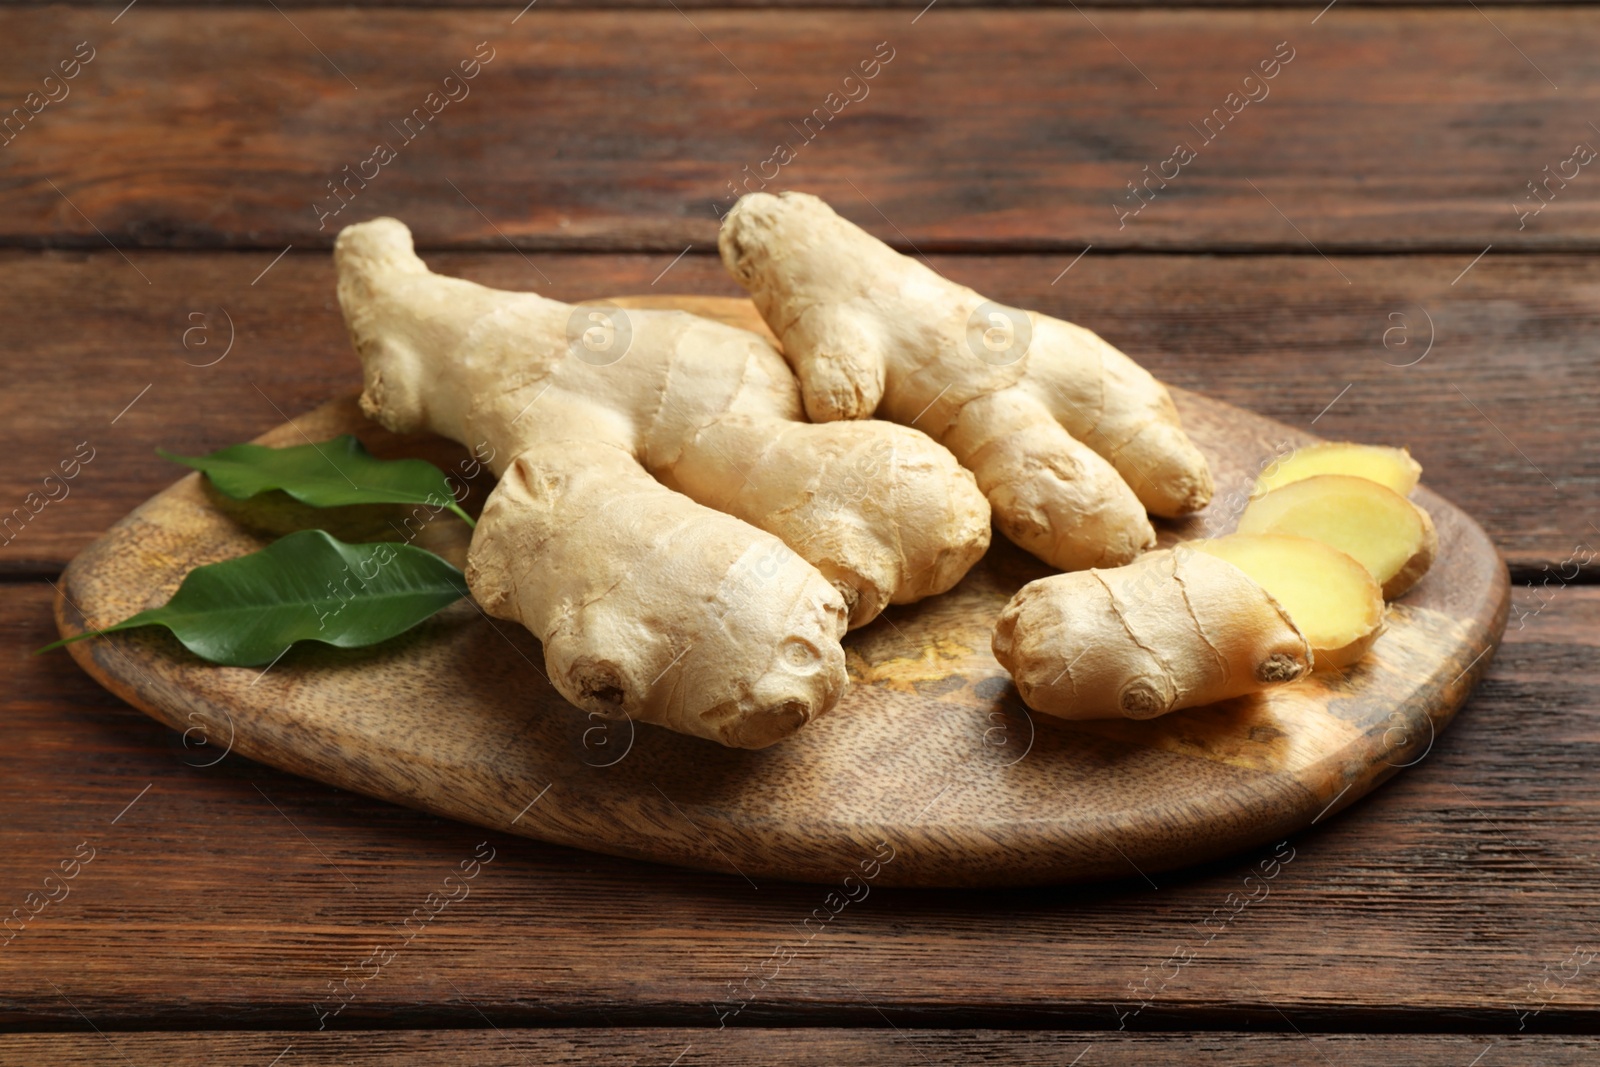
xmin=54 ymin=296 xmax=1508 ymax=888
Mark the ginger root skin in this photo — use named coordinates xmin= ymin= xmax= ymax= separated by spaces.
xmin=470 ymin=443 xmax=849 ymax=748
xmin=1194 ymin=534 xmax=1385 ymax=671
xmin=1255 ymin=442 xmax=1421 ymax=498
xmin=599 ymin=294 xmax=778 ymax=344
xmin=1239 ymin=474 xmax=1437 ymax=599
xmin=1394 ymin=505 xmax=1438 ymax=599
xmin=993 ymin=547 xmax=1312 ymax=721
xmin=719 ymin=191 xmax=1214 ymax=572
xmin=335 ymin=218 xmax=990 ymax=747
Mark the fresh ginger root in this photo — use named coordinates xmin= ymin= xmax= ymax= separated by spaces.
xmin=993 ymin=547 xmax=1312 ymax=720
xmin=1195 ymin=534 xmax=1384 ymax=670
xmin=1256 ymin=442 xmax=1421 ymax=498
xmin=335 ymin=218 xmax=990 ymax=748
xmin=1239 ymin=474 xmax=1437 ymax=598
xmin=719 ymin=191 xmax=1213 ymax=572
xmin=598 ymin=295 xmax=777 ymax=343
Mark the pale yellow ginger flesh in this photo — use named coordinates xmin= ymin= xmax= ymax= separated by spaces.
xmin=1255 ymin=442 xmax=1421 ymax=498
xmin=993 ymin=547 xmax=1312 ymax=720
xmin=719 ymin=191 xmax=1214 ymax=572
xmin=335 ymin=218 xmax=991 ymax=748
xmin=1239 ymin=474 xmax=1438 ymax=599
xmin=1194 ymin=534 xmax=1384 ymax=670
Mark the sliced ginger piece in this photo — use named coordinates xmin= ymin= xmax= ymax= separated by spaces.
xmin=1194 ymin=534 xmax=1384 ymax=670
xmin=1255 ymin=442 xmax=1421 ymax=497
xmin=1239 ymin=474 xmax=1437 ymax=599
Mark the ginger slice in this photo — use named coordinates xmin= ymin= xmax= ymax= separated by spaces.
xmin=1255 ymin=442 xmax=1422 ymax=497
xmin=1194 ymin=534 xmax=1384 ymax=670
xmin=1239 ymin=474 xmax=1437 ymax=599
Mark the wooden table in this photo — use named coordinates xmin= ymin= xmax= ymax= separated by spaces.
xmin=3 ymin=2 xmax=1598 ymax=1062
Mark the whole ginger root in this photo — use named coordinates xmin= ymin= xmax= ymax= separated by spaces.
xmin=719 ymin=191 xmax=1214 ymax=572
xmin=336 ymin=218 xmax=990 ymax=748
xmin=994 ymin=547 xmax=1312 ymax=720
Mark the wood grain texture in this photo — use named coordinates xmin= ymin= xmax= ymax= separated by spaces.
xmin=0 ymin=1029 xmax=1592 ymax=1066
xmin=3 ymin=10 xmax=1599 ymax=250
xmin=1 ymin=581 xmax=1595 ymax=1028
xmin=1 ymin=0 xmax=1583 ymax=7
xmin=0 ymin=0 xmax=1589 ymax=1044
xmin=50 ymin=315 xmax=1508 ymax=891
xmin=1 ymin=250 xmax=1592 ymax=575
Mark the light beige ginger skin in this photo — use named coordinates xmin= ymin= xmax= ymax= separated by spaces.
xmin=719 ymin=191 xmax=1214 ymax=572
xmin=993 ymin=547 xmax=1312 ymax=720
xmin=335 ymin=217 xmax=990 ymax=748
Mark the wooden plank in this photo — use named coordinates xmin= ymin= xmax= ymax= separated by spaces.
xmin=4 ymin=580 xmax=1599 ymax=1027
xmin=0 ymin=1030 xmax=1594 ymax=1065
xmin=1 ymin=0 xmax=1588 ymax=7
xmin=0 ymin=250 xmax=1591 ymax=574
xmin=1 ymin=9 xmax=1598 ymax=250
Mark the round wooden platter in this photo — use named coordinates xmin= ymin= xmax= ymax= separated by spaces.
xmin=54 ymin=296 xmax=1508 ymax=888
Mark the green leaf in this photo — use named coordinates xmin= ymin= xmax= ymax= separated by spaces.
xmin=39 ymin=530 xmax=468 ymax=666
xmin=159 ymin=435 xmax=475 ymax=527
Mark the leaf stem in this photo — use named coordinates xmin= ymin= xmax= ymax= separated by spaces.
xmin=448 ymin=503 xmax=478 ymax=529
xmin=35 ymin=625 xmax=128 ymax=655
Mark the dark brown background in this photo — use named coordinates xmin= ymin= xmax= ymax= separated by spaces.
xmin=2 ymin=1 xmax=1597 ymax=1062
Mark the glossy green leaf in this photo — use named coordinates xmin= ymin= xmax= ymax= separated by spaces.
xmin=159 ymin=435 xmax=475 ymax=527
xmin=39 ymin=530 xmax=468 ymax=666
